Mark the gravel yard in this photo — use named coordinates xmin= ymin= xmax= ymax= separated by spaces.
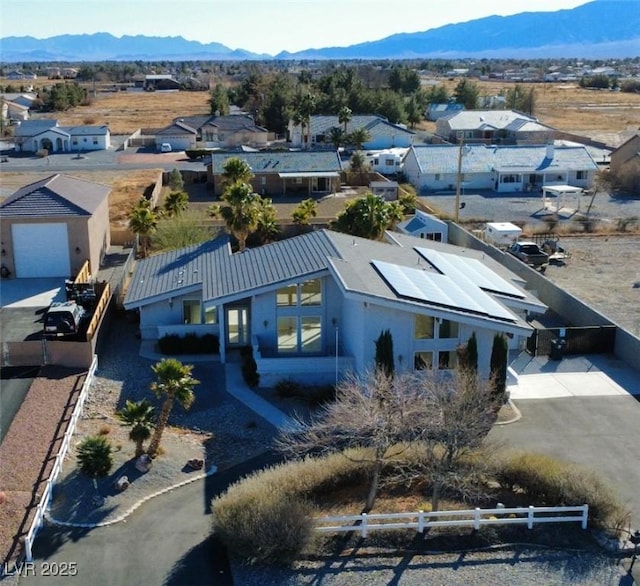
xmin=542 ymin=234 xmax=640 ymax=337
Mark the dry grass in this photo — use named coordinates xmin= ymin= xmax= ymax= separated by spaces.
xmin=20 ymin=76 xmax=640 ymax=139
xmin=56 ymin=90 xmax=211 ymax=135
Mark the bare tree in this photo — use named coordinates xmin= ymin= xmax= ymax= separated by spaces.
xmin=277 ymin=370 xmax=427 ymax=512
xmin=276 ymin=369 xmax=499 ymax=513
xmin=403 ymin=369 xmax=500 ymax=512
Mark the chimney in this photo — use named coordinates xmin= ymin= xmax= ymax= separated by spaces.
xmin=546 ymin=143 xmax=554 ymax=160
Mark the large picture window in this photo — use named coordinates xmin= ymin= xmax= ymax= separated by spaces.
xmin=301 ymin=317 xmax=321 ymax=352
xmin=414 ymin=352 xmax=433 ymax=370
xmin=438 ymin=350 xmax=458 ymax=370
xmin=278 ymin=316 xmax=299 ymax=353
xmin=277 ymin=279 xmax=322 ymax=306
xmin=414 ymin=315 xmax=434 ymax=339
xmin=439 ymin=319 xmax=459 ymax=339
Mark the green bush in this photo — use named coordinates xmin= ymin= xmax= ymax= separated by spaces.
xmin=240 ymin=346 xmax=259 ymax=387
xmin=495 ymin=452 xmax=629 ymax=532
xmin=211 ymin=452 xmax=367 ymax=565
xmin=185 ymin=148 xmax=211 ymax=160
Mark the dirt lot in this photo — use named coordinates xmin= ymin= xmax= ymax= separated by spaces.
xmin=542 ymin=234 xmax=640 ymax=337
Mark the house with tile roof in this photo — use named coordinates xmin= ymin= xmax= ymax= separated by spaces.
xmin=288 ymin=115 xmax=415 ymax=150
xmin=13 ymin=120 xmax=111 ymax=153
xmin=208 ymin=151 xmax=343 ymax=197
xmin=436 ymin=110 xmax=556 ymax=146
xmin=403 ymin=144 xmax=598 ymax=194
xmin=160 ymin=114 xmax=269 ymax=150
xmin=124 ymin=229 xmax=546 ymax=385
xmin=0 ymin=174 xmax=111 ymax=278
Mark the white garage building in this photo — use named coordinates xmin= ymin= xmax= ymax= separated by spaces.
xmin=0 ymin=174 xmax=111 ymax=279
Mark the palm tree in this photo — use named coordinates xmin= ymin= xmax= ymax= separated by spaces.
xmin=128 ymin=201 xmax=158 ymax=257
xmin=294 ymin=91 xmax=316 ymax=149
xmin=292 ymin=198 xmax=318 ymax=226
xmin=163 ymin=190 xmax=189 ymax=218
xmin=117 ymin=399 xmax=155 ymax=458
xmin=77 ymin=435 xmax=113 ymax=479
xmin=331 ymin=192 xmax=398 ymax=241
xmin=338 ymin=105 xmax=352 ymax=133
xmin=147 ymin=359 xmax=199 ymax=458
xmin=347 ymin=127 xmax=371 ymax=151
xmin=222 ymin=157 xmax=254 ymax=188
xmin=254 ymin=196 xmax=279 ymax=245
xmin=218 ymin=182 xmax=261 ymax=251
xmin=328 ymin=126 xmax=345 ymax=151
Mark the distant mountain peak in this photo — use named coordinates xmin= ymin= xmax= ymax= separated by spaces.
xmin=1 ymin=1 xmax=638 ymax=61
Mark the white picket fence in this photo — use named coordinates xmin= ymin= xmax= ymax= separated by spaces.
xmin=23 ymin=355 xmax=98 ymax=562
xmin=316 ymin=504 xmax=589 ymax=538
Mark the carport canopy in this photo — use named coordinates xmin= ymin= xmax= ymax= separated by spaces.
xmin=278 ymin=172 xmax=340 ymax=178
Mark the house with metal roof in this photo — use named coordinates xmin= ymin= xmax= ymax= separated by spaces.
xmin=398 ymin=210 xmax=448 ymax=242
xmin=208 ymin=151 xmax=343 ymax=197
xmin=0 ymin=174 xmax=111 ymax=278
xmin=124 ymin=229 xmax=545 ymax=385
xmin=436 ymin=110 xmax=556 ymax=146
xmin=13 ymin=119 xmax=111 ymax=153
xmin=288 ymin=115 xmax=415 ymax=150
xmin=154 ymin=120 xmax=198 ymax=152
xmin=403 ymin=144 xmax=598 ymax=194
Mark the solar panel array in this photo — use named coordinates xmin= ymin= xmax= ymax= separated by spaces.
xmin=416 ymin=248 xmax=525 ymax=299
xmin=372 ymin=260 xmax=516 ymax=322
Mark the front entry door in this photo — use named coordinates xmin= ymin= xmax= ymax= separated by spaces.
xmin=226 ymin=307 xmax=249 ymax=347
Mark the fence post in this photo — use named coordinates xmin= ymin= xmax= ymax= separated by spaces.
xmin=361 ymin=513 xmax=368 ymax=538
xmin=418 ymin=510 xmax=424 ymax=533
xmin=474 ymin=508 xmax=481 ymax=530
xmin=528 ymin=505 xmax=534 ymax=529
xmin=582 ymin=504 xmax=589 ymax=529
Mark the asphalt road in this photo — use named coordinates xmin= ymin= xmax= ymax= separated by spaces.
xmin=19 ymin=451 xmax=282 ymax=586
xmin=490 ymin=395 xmax=640 ymax=528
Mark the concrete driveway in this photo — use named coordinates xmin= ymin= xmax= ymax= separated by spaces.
xmin=492 ymin=353 xmax=640 ymax=527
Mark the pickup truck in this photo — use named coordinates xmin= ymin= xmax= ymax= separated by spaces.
xmin=507 ymin=241 xmax=549 ymax=268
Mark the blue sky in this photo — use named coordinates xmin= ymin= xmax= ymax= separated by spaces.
xmin=2 ymin=0 xmax=589 ymax=55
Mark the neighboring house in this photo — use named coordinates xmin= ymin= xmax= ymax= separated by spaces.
xmin=610 ymin=134 xmax=640 ymax=176
xmin=1 ymin=92 xmax=37 ymax=110
xmin=1 ymin=99 xmax=29 ymax=123
xmin=403 ymin=144 xmax=598 ymax=194
xmin=6 ymin=70 xmax=36 ymax=80
xmin=398 ymin=210 xmax=448 ymax=242
xmin=124 ymin=230 xmax=545 ymax=385
xmin=154 ymin=120 xmax=198 ymax=152
xmin=170 ymin=114 xmax=269 ymax=149
xmin=0 ymin=174 xmax=111 ymax=278
xmin=208 ymin=151 xmax=343 ymax=197
xmin=426 ymin=103 xmax=465 ymax=122
xmin=145 ymin=75 xmax=181 ymax=91
xmin=13 ymin=120 xmax=111 ymax=153
xmin=288 ymin=115 xmax=415 ymax=150
xmin=369 ymin=181 xmax=399 ymax=201
xmin=365 ymin=147 xmax=408 ymax=175
xmin=436 ymin=110 xmax=556 ymax=146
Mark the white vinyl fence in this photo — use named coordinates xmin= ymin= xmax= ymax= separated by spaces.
xmin=316 ymin=505 xmax=589 ymax=538
xmin=23 ymin=355 xmax=98 ymax=562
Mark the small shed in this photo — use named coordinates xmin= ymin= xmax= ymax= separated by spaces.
xmin=485 ymin=222 xmax=522 ymax=247
xmin=369 ymin=181 xmax=399 ymax=201
xmin=398 ymin=210 xmax=448 ymax=242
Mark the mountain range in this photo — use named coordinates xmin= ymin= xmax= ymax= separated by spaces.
xmin=1 ymin=1 xmax=638 ymax=62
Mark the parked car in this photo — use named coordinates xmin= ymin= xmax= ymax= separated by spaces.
xmin=507 ymin=241 xmax=549 ymax=267
xmin=44 ymin=301 xmax=87 ymax=337
xmin=160 ymin=143 xmax=172 ymax=153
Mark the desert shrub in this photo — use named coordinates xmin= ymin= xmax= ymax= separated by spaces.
xmin=158 ymin=333 xmax=219 ymax=355
xmin=211 ymin=452 xmax=367 ymax=564
xmin=615 ymin=216 xmax=639 ymax=232
xmin=158 ymin=333 xmax=181 ymax=354
xmin=240 ymin=346 xmax=259 ymax=387
xmin=495 ymin=452 xmax=629 ymax=532
xmin=36 ymin=149 xmax=48 ymax=158
xmin=308 ymin=384 xmax=336 ymax=407
xmin=185 ymin=149 xmax=211 ymax=160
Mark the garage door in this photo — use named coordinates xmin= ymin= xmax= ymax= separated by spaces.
xmin=12 ymin=223 xmax=71 ymax=278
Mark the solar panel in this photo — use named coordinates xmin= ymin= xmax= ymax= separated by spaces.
xmin=416 ymin=248 xmax=525 ymax=299
xmin=372 ymin=260 xmax=516 ymax=322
